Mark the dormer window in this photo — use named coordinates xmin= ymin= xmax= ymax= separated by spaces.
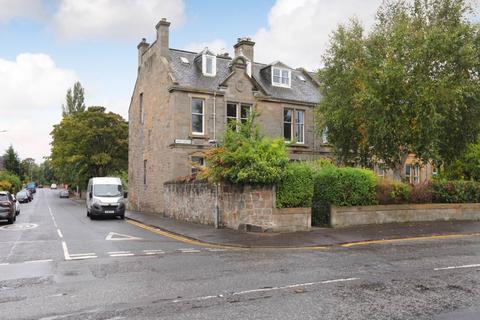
xmin=272 ymin=67 xmax=291 ymax=88
xmin=202 ymin=54 xmax=216 ymax=77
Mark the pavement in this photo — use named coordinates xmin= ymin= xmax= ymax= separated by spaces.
xmin=126 ymin=209 xmax=480 ymax=248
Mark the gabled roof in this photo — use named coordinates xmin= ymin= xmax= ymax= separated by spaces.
xmin=169 ymin=48 xmax=321 ymax=105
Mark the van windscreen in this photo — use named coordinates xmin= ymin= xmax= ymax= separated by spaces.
xmin=93 ymin=184 xmax=122 ymax=197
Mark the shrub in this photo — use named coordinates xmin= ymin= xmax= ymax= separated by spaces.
xmin=409 ymin=182 xmax=433 ymax=203
xmin=204 ymin=113 xmax=289 ymax=185
xmin=376 ymin=180 xmax=410 ymax=204
xmin=312 ymin=166 xmax=377 ymax=225
xmin=276 ymin=162 xmax=315 ymax=208
xmin=431 ymin=180 xmax=480 ymax=203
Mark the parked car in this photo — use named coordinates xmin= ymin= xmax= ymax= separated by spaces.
xmin=26 ymin=182 xmax=36 ymax=194
xmin=16 ymin=191 xmax=29 ymax=203
xmin=38 ymin=184 xmax=43 ymax=188
xmin=23 ymin=189 xmax=33 ymax=201
xmin=86 ymin=177 xmax=126 ymax=219
xmin=50 ymin=183 xmax=57 ymax=189
xmin=59 ymin=189 xmax=69 ymax=198
xmin=0 ymin=191 xmax=16 ymax=224
xmin=12 ymin=195 xmax=20 ymax=216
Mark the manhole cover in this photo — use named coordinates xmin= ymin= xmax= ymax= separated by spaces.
xmin=0 ymin=223 xmax=38 ymax=231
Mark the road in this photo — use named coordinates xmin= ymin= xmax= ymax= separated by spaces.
xmin=0 ymin=188 xmax=480 ymax=319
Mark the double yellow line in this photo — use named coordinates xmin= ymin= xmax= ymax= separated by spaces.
xmin=128 ymin=218 xmax=480 ymax=250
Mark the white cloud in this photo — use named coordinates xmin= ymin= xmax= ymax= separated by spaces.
xmin=253 ymin=0 xmax=383 ymax=70
xmin=184 ymin=39 xmax=231 ymax=55
xmin=0 ymin=53 xmax=78 ymax=162
xmin=0 ymin=0 xmax=45 ymax=23
xmin=53 ymin=0 xmax=186 ymax=41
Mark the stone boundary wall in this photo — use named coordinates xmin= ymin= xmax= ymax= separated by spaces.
xmin=164 ymin=181 xmax=311 ymax=232
xmin=330 ymin=203 xmax=480 ymax=227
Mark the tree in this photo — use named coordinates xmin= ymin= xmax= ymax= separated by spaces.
xmin=20 ymin=158 xmax=36 ymax=182
xmin=318 ymin=0 xmax=480 ymax=178
xmin=203 ymin=113 xmax=289 ymax=184
xmin=3 ymin=145 xmax=21 ymax=177
xmin=62 ymin=81 xmax=86 ymax=117
xmin=50 ymin=106 xmax=128 ymax=189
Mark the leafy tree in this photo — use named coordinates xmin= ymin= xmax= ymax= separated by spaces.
xmin=203 ymin=113 xmax=289 ymax=184
xmin=62 ymin=81 xmax=86 ymax=117
xmin=2 ymin=145 xmax=21 ymax=176
xmin=51 ymin=106 xmax=128 ymax=189
xmin=20 ymin=158 xmax=36 ymax=182
xmin=0 ymin=171 xmax=22 ymax=193
xmin=318 ymin=0 xmax=480 ymax=179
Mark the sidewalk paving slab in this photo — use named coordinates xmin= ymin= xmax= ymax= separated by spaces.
xmin=126 ymin=210 xmax=480 ymax=248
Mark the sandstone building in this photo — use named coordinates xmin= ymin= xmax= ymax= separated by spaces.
xmin=128 ymin=19 xmax=330 ymax=213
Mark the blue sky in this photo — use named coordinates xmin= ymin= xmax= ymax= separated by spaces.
xmin=9 ymin=0 xmax=468 ymax=161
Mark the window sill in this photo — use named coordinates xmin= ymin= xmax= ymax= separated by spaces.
xmin=287 ymin=143 xmax=309 ymax=149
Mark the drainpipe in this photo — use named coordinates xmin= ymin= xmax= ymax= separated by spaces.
xmin=213 ymin=91 xmax=217 ymax=141
xmin=214 ymin=183 xmax=219 ymax=228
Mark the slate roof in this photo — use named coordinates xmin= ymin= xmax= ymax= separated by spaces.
xmin=169 ymin=49 xmax=321 ymax=105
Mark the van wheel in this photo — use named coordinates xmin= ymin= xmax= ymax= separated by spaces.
xmin=7 ymin=215 xmax=14 ymax=224
xmin=87 ymin=210 xmax=90 ymax=217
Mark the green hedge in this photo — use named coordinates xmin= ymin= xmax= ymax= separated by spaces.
xmin=0 ymin=171 xmax=22 ymax=193
xmin=276 ymin=162 xmax=315 ymax=208
xmin=312 ymin=167 xmax=377 ymax=225
xmin=431 ymin=180 xmax=480 ymax=203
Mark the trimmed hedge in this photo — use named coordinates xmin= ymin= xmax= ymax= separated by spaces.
xmin=312 ymin=167 xmax=377 ymax=225
xmin=276 ymin=162 xmax=315 ymax=208
xmin=431 ymin=180 xmax=480 ymax=203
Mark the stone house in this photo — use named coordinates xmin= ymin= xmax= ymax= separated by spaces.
xmin=128 ymin=18 xmax=433 ymax=214
xmin=128 ymin=19 xmax=330 ymax=213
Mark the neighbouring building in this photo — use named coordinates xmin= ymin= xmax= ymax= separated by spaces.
xmin=128 ymin=19 xmax=432 ymax=214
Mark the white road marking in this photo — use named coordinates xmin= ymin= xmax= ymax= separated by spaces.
xmin=105 ymin=232 xmax=142 ymax=241
xmin=61 ymin=241 xmax=71 ymax=261
xmin=434 ymin=263 xmax=480 ymax=271
xmin=107 ymin=251 xmax=131 ymax=254
xmin=177 ymin=248 xmax=201 ymax=253
xmin=110 ymin=253 xmax=135 ymax=257
xmin=57 ymin=229 xmax=63 ymax=238
xmin=24 ymin=259 xmax=53 ymax=264
xmin=206 ymin=248 xmax=226 ymax=252
xmin=70 ymin=255 xmax=97 ymax=260
xmin=69 ymin=253 xmax=96 ymax=257
xmin=172 ymin=278 xmax=359 ymax=303
xmin=0 ymin=263 xmax=10 ymax=266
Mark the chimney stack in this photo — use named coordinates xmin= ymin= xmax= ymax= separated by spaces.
xmin=234 ymin=37 xmax=255 ymax=62
xmin=156 ymin=18 xmax=171 ymax=60
xmin=137 ymin=38 xmax=149 ymax=66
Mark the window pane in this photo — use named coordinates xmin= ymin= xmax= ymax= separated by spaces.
xmin=191 ymin=156 xmax=205 ymax=166
xmin=241 ymin=105 xmax=251 ymax=119
xmin=283 ymin=109 xmax=292 ymax=122
xmin=273 ymin=76 xmax=280 ymax=83
xmin=284 ymin=123 xmax=292 ymax=141
xmin=296 ymin=124 xmax=304 ymax=143
xmin=192 ymin=114 xmax=203 ymax=133
xmin=405 ymin=165 xmax=411 ymax=176
xmin=192 ymin=99 xmax=203 ymax=114
xmin=273 ymin=68 xmax=280 ymax=76
xmin=281 ymin=70 xmax=289 ymax=78
xmin=206 ymin=56 xmax=213 ymax=74
xmin=227 ymin=103 xmax=237 ymax=117
xmin=295 ymin=110 xmax=304 ymax=124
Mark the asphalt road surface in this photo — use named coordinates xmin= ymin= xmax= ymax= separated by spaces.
xmin=1 ymin=189 xmax=480 ymax=320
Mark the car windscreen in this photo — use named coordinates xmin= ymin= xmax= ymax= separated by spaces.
xmin=16 ymin=192 xmax=26 ymax=197
xmin=27 ymin=183 xmax=35 ymax=188
xmin=0 ymin=194 xmax=8 ymax=201
xmin=93 ymin=184 xmax=122 ymax=197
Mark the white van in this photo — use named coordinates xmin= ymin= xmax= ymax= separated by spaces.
xmin=86 ymin=177 xmax=126 ymax=219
